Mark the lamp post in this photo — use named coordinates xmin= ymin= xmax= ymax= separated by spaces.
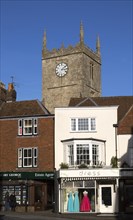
xmin=113 ymin=124 xmax=118 ymax=168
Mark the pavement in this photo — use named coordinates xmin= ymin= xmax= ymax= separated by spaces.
xmin=0 ymin=209 xmax=133 ymax=220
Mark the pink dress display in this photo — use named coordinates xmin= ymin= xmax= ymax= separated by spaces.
xmin=80 ymin=191 xmax=91 ymax=212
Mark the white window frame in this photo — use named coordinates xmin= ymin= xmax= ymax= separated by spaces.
xmin=23 ymin=148 xmax=32 ymax=167
xmin=23 ymin=119 xmax=33 ymax=135
xmin=68 ymin=145 xmax=74 ymax=166
xmin=18 ymin=147 xmax=38 ymax=168
xmin=33 ymin=147 xmax=38 ymax=167
xmin=76 ymin=144 xmax=90 ymax=165
xmin=18 ymin=119 xmax=22 ymax=135
xmin=92 ymin=144 xmax=99 ymax=166
xmin=18 ymin=148 xmax=22 ymax=167
xmin=18 ymin=118 xmax=38 ymax=136
xmin=33 ymin=118 xmax=38 ymax=135
xmin=66 ymin=140 xmax=103 ymax=167
xmin=70 ymin=117 xmax=96 ymax=132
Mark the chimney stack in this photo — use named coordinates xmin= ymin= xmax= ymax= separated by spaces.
xmin=6 ymin=83 xmax=17 ymax=102
xmin=0 ymin=81 xmax=17 ymax=103
xmin=0 ymin=82 xmax=7 ymax=104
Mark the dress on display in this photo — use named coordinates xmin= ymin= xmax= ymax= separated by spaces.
xmin=67 ymin=191 xmax=74 ymax=212
xmin=80 ymin=190 xmax=91 ymax=212
xmin=73 ymin=191 xmax=79 ymax=212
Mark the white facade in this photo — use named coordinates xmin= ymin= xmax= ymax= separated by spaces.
xmin=54 ymin=105 xmax=133 ymax=214
xmin=55 ymin=106 xmax=118 ymax=169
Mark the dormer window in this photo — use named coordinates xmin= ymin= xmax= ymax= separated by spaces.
xmin=18 ymin=118 xmax=38 ymax=136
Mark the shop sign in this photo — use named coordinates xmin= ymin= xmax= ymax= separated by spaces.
xmin=0 ymin=172 xmax=54 ymax=180
xmin=60 ymin=169 xmax=119 ymax=178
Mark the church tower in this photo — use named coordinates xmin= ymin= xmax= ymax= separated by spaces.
xmin=42 ymin=22 xmax=101 ymax=113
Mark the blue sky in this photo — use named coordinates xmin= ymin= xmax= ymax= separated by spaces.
xmin=0 ymin=0 xmax=133 ymax=101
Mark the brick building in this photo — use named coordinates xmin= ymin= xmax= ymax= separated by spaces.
xmin=0 ymin=84 xmax=54 ymax=211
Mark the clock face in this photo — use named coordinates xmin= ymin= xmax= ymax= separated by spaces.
xmin=55 ymin=63 xmax=68 ymax=77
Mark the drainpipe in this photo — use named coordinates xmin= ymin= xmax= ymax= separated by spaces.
xmin=113 ymin=124 xmax=118 ymax=168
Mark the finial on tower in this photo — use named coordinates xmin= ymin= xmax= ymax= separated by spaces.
xmin=96 ymin=35 xmax=100 ymax=56
xmin=80 ymin=21 xmax=84 ymax=43
xmin=43 ymin=30 xmax=47 ymax=50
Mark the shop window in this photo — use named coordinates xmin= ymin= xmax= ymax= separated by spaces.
xmin=18 ymin=118 xmax=38 ymax=136
xmin=74 ymin=181 xmax=83 ymax=188
xmin=125 ymin=185 xmax=133 ymax=209
xmin=61 ymin=180 xmax=95 ymax=213
xmin=85 ymin=181 xmax=95 ymax=187
xmin=1 ymin=185 xmax=27 ymax=206
xmin=18 ymin=147 xmax=38 ymax=168
xmin=71 ymin=118 xmax=96 ymax=132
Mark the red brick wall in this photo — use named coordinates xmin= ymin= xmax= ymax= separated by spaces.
xmin=0 ymin=117 xmax=54 ymax=172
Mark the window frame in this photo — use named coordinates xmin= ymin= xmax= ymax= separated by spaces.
xmin=70 ymin=117 xmax=96 ymax=132
xmin=18 ymin=147 xmax=38 ymax=168
xmin=66 ymin=140 xmax=103 ymax=167
xmin=18 ymin=118 xmax=38 ymax=136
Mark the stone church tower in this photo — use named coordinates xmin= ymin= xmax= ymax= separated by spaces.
xmin=42 ymin=22 xmax=101 ymax=113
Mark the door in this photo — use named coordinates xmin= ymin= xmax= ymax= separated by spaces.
xmin=99 ymin=185 xmax=114 ymax=213
xmin=35 ymin=185 xmax=43 ymax=211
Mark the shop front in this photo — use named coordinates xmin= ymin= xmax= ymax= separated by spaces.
xmin=119 ymin=169 xmax=133 ymax=213
xmin=57 ymin=168 xmax=119 ymax=214
xmin=0 ymin=171 xmax=54 ymax=212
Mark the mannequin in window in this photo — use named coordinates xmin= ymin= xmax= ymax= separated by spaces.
xmin=80 ymin=190 xmax=91 ymax=212
xmin=73 ymin=191 xmax=79 ymax=212
xmin=67 ymin=191 xmax=74 ymax=212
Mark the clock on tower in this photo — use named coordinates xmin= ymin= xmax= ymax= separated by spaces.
xmin=42 ymin=22 xmax=101 ymax=113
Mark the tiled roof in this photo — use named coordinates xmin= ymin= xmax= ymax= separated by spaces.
xmin=118 ymin=105 xmax=133 ymax=134
xmin=0 ymin=100 xmax=51 ymax=118
xmin=69 ymin=96 xmax=133 ymax=122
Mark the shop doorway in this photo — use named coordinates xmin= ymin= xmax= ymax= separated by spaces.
xmin=99 ymin=185 xmax=114 ymax=213
xmin=35 ymin=185 xmax=43 ymax=211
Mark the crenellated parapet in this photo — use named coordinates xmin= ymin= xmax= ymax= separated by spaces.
xmin=42 ymin=22 xmax=101 ymax=64
xmin=42 ymin=41 xmax=101 ymax=64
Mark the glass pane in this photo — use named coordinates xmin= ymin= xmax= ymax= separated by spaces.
xmin=76 ymin=144 xmax=89 ymax=165
xmin=125 ymin=186 xmax=133 ymax=208
xmin=78 ymin=118 xmax=88 ymax=131
xmin=71 ymin=119 xmax=76 ymax=131
xmin=18 ymin=149 xmax=22 ymax=157
xmin=24 ymin=149 xmax=27 ymax=157
xmin=28 ymin=150 xmax=32 ymax=157
xmin=74 ymin=181 xmax=83 ymax=187
xmin=85 ymin=181 xmax=95 ymax=187
xmin=102 ymin=187 xmax=112 ymax=206
xmin=91 ymin=118 xmax=96 ymax=130
xmin=64 ymin=182 xmax=73 ymax=187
